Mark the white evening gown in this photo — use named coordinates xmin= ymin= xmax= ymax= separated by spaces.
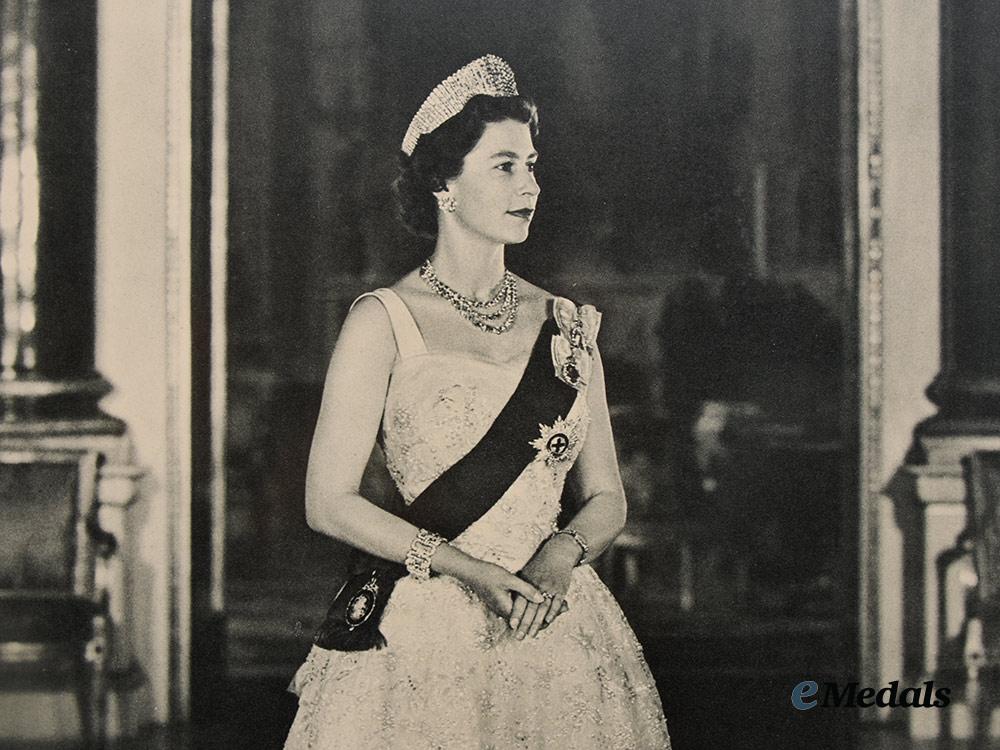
xmin=283 ymin=290 xmax=671 ymax=749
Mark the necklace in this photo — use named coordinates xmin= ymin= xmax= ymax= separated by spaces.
xmin=419 ymin=259 xmax=519 ymax=335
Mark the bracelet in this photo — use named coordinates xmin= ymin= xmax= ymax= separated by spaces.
xmin=552 ymin=528 xmax=590 ymax=565
xmin=404 ymin=529 xmax=446 ymax=581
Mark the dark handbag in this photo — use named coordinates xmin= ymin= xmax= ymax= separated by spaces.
xmin=312 ymin=560 xmax=405 ymax=651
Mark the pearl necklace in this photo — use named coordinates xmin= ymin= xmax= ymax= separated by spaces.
xmin=419 ymin=259 xmax=519 ymax=335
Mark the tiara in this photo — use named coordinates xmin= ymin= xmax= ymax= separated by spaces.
xmin=401 ymin=54 xmax=519 ymax=156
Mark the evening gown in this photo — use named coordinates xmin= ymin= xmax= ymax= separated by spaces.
xmin=283 ymin=289 xmax=671 ymax=749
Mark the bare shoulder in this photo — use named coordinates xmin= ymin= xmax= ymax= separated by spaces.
xmin=511 ymin=275 xmax=593 ymax=320
xmin=342 ymin=293 xmax=389 ymax=332
xmin=390 ymin=268 xmax=423 ymax=294
xmin=348 ymin=270 xmax=424 ymax=324
xmin=388 ymin=269 xmax=437 ymax=309
xmin=511 ymin=275 xmax=555 ymax=313
xmin=335 ymin=293 xmax=395 ymax=365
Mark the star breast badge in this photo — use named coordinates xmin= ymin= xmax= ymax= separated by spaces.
xmin=531 ymin=416 xmax=585 ymax=466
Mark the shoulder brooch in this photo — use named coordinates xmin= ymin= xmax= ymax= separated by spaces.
xmin=551 ymin=297 xmax=602 ymax=390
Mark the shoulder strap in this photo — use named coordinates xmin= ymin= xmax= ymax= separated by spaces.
xmin=350 ymin=288 xmax=427 ymax=359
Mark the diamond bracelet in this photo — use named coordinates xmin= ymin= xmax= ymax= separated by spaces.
xmin=404 ymin=529 xmax=446 ymax=581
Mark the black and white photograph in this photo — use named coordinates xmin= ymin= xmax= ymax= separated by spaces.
xmin=0 ymin=0 xmax=994 ymax=748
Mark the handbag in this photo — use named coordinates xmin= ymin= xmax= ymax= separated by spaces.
xmin=313 ymin=559 xmax=405 ymax=651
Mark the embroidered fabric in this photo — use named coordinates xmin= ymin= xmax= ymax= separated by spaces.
xmin=284 ymin=296 xmax=671 ymax=749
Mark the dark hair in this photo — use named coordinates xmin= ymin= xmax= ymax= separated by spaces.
xmin=393 ymin=94 xmax=539 ymax=239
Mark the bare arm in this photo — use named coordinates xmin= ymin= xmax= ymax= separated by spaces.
xmin=304 ymin=296 xmax=543 ymax=612
xmin=553 ymin=343 xmax=628 ymax=560
xmin=511 ymin=344 xmax=627 ymax=638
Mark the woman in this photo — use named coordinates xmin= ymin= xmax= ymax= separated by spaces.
xmin=284 ymin=55 xmax=671 ymax=749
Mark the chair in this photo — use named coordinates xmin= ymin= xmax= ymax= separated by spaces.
xmin=955 ymin=451 xmax=1000 ymax=738
xmin=0 ymin=449 xmax=116 ymax=748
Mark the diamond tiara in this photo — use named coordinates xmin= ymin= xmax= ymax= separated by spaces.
xmin=401 ymin=54 xmax=519 ymax=156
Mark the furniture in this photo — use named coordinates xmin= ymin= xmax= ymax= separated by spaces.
xmin=961 ymin=451 xmax=1000 ymax=737
xmin=0 ymin=449 xmax=117 ymax=748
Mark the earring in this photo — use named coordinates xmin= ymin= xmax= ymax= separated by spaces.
xmin=437 ymin=194 xmax=457 ymax=213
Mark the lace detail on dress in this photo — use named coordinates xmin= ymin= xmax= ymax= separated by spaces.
xmin=384 ymin=379 xmax=499 ymax=503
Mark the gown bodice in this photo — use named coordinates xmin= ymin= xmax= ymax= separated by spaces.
xmin=381 ymin=337 xmax=590 ymax=573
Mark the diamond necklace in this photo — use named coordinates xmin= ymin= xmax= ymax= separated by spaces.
xmin=419 ymin=259 xmax=519 ymax=335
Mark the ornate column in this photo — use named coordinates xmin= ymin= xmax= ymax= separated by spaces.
xmin=0 ymin=0 xmax=114 ymax=426
xmin=922 ymin=0 xmax=1000 ymax=437
xmin=907 ymin=0 xmax=1000 ymax=739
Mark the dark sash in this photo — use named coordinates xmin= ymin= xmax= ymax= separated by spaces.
xmin=403 ymin=317 xmax=577 ymax=535
xmin=313 ymin=316 xmax=579 ymax=651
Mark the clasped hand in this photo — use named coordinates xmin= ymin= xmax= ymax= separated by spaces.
xmin=509 ymin=537 xmax=577 ymax=639
xmin=461 ymin=536 xmax=577 ymax=640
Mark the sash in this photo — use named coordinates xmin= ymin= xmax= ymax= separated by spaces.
xmin=313 ymin=316 xmax=579 ymax=651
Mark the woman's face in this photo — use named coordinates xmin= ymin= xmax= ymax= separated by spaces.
xmin=441 ymin=118 xmax=540 ymax=245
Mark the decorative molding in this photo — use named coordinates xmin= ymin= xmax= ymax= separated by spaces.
xmin=164 ymin=0 xmax=194 ymax=723
xmin=98 ymin=463 xmax=146 ymax=507
xmin=210 ymin=0 xmax=229 ymax=616
xmin=857 ymin=0 xmax=884 ymax=692
xmin=0 ymin=376 xmax=111 ymax=398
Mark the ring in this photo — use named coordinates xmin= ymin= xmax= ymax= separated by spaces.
xmin=541 ymin=591 xmax=555 ymax=600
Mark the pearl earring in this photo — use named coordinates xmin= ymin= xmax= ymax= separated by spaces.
xmin=437 ymin=195 xmax=457 ymax=213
